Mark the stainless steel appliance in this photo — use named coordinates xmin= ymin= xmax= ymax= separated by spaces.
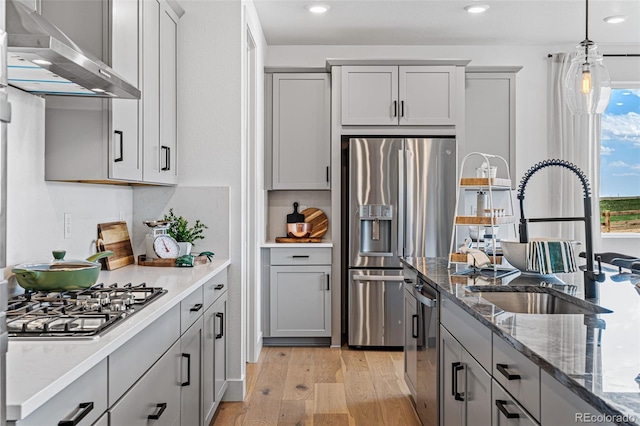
xmin=347 ymin=137 xmax=456 ymax=347
xmin=404 ymin=276 xmax=439 ymax=426
xmin=0 ymin=27 xmax=12 ymax=426
xmin=6 ymin=283 xmax=165 ymax=339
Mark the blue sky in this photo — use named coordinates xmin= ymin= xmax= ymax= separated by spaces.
xmin=600 ymin=88 xmax=640 ymax=198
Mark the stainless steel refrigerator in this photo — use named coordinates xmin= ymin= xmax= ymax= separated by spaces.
xmin=347 ymin=137 xmax=456 ymax=347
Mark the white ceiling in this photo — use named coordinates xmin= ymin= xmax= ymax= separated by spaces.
xmin=252 ymin=0 xmax=640 ymax=47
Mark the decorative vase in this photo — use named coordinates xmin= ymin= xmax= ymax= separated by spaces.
xmin=177 ymin=242 xmax=193 ymax=257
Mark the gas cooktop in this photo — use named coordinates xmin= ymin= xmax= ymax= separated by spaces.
xmin=6 ymin=282 xmax=166 ymax=340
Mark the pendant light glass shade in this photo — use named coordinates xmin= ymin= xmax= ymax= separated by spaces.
xmin=564 ymin=42 xmax=611 ymax=114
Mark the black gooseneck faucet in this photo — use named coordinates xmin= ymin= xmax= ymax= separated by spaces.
xmin=517 ymin=159 xmax=604 ymax=300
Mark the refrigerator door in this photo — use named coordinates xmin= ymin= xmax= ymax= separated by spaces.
xmin=349 ymin=138 xmax=403 ymax=268
xmin=404 ymin=138 xmax=456 ymax=258
xmin=348 ymin=270 xmax=404 ymax=347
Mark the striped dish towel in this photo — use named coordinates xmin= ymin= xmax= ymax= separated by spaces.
xmin=525 ymin=241 xmax=578 ymax=274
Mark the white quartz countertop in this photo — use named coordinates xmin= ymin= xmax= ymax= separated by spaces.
xmin=260 ymin=241 xmax=333 ymax=248
xmin=6 ymin=258 xmax=231 ymax=421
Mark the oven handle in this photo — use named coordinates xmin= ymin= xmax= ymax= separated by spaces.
xmin=58 ymin=402 xmax=94 ymax=426
xmin=352 ymin=275 xmax=404 ymax=282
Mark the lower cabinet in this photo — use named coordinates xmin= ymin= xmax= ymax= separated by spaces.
xmin=181 ymin=317 xmax=204 ymax=426
xmin=440 ymin=326 xmax=491 ymax=426
xmin=203 ymin=291 xmax=228 ymax=425
xmin=492 ymin=379 xmax=538 ymax=426
xmin=109 ymin=339 xmax=182 ymax=426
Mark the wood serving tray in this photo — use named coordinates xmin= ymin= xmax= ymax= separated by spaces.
xmin=275 ymin=237 xmax=323 ymax=243
xmin=138 ymin=255 xmax=210 ymax=267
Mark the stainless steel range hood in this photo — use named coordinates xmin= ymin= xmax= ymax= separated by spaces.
xmin=5 ymin=0 xmax=141 ymax=99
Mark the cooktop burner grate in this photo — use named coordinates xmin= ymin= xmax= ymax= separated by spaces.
xmin=7 ymin=282 xmax=166 ymax=339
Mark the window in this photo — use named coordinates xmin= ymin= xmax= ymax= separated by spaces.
xmin=600 ymin=87 xmax=640 ymax=233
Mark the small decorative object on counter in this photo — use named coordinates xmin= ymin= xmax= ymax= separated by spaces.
xmin=176 ymin=251 xmax=215 ymax=267
xmin=476 ymin=191 xmax=487 ymax=217
xmin=162 ymin=208 xmax=208 ymax=256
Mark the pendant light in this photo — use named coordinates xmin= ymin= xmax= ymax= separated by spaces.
xmin=563 ymin=0 xmax=611 ymax=115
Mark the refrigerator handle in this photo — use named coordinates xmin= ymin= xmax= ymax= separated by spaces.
xmin=397 ymin=149 xmax=405 ymax=258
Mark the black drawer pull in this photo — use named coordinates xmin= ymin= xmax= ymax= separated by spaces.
xmin=190 ymin=303 xmax=203 ymax=312
xmin=411 ymin=314 xmax=419 ymax=338
xmin=215 ymin=312 xmax=224 ymax=339
xmin=214 ymin=284 xmax=224 ymax=290
xmin=114 ymin=130 xmax=123 ymax=162
xmin=58 ymin=402 xmax=94 ymax=426
xmin=148 ymin=403 xmax=167 ymax=420
xmin=451 ymin=362 xmax=464 ymax=401
xmin=495 ymin=399 xmax=520 ymax=419
xmin=496 ymin=363 xmax=521 ymax=380
xmin=181 ymin=353 xmax=191 ymax=386
xmin=292 ymin=255 xmax=310 ymax=258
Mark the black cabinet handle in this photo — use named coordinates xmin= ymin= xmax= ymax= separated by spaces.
xmin=393 ymin=100 xmax=397 ymax=117
xmin=190 ymin=303 xmax=203 ymax=313
xmin=401 ymin=100 xmax=405 ymax=117
xmin=497 ymin=363 xmax=521 ymax=380
xmin=148 ymin=403 xmax=167 ymax=420
xmin=495 ymin=400 xmax=520 ymax=419
xmin=326 ymin=274 xmax=331 ymax=291
xmin=214 ymin=284 xmax=224 ymax=290
xmin=58 ymin=402 xmax=94 ymax=426
xmin=292 ymin=255 xmax=310 ymax=258
xmin=161 ymin=145 xmax=170 ymax=171
xmin=411 ymin=314 xmax=419 ymax=338
xmin=114 ymin=130 xmax=123 ymax=162
xmin=181 ymin=353 xmax=191 ymax=386
xmin=326 ymin=166 xmax=330 ymax=183
xmin=452 ymin=362 xmax=464 ymax=401
xmin=215 ymin=312 xmax=224 ymax=339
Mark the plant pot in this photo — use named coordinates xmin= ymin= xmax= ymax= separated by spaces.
xmin=177 ymin=242 xmax=193 ymax=256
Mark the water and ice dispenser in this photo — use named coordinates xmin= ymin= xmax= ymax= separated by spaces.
xmin=358 ymin=204 xmax=393 ymax=256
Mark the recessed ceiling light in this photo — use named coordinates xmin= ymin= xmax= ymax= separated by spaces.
xmin=306 ymin=4 xmax=330 ymax=14
xmin=32 ymin=59 xmax=52 ymax=66
xmin=603 ymin=15 xmax=627 ymax=24
xmin=92 ymin=88 xmax=106 ymax=93
xmin=464 ymin=4 xmax=489 ymax=14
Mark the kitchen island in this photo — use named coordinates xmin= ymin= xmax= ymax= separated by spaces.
xmin=6 ymin=258 xmax=230 ymax=424
xmin=401 ymin=257 xmax=639 ymax=426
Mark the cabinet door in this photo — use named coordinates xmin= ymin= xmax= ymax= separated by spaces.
xmin=404 ymin=289 xmax=418 ymax=398
xmin=109 ymin=340 xmax=181 ymax=426
xmin=462 ymin=349 xmax=492 ymax=426
xmin=440 ymin=326 xmax=464 ymax=426
xmin=341 ymin=66 xmax=398 ymax=125
xmin=270 ymin=265 xmax=331 ymax=337
xmin=181 ymin=318 xmax=203 ymax=426
xmin=492 ymin=379 xmax=538 ymax=426
xmin=399 ymin=66 xmax=456 ymax=126
xmin=272 ymin=73 xmax=330 ymax=189
xmin=203 ymin=291 xmax=228 ymax=426
xmin=464 ymin=72 xmax=516 ymax=183
xmin=142 ymin=0 xmax=179 ymax=184
xmin=110 ymin=0 xmax=142 ymax=181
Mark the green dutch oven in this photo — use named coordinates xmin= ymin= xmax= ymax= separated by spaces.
xmin=12 ymin=250 xmax=114 ymax=291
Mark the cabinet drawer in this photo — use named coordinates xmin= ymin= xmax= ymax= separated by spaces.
xmin=203 ymin=268 xmax=228 ymax=309
xmin=181 ymin=285 xmax=204 ymax=334
xmin=440 ymin=296 xmax=492 ymax=371
xmin=270 ymin=247 xmax=331 ymax=265
xmin=493 ymin=335 xmax=540 ymax=421
xmin=492 ymin=379 xmax=539 ymax=426
xmin=14 ymin=359 xmax=107 ymax=426
xmin=109 ymin=304 xmax=180 ymax=403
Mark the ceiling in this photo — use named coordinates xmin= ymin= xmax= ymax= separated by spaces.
xmin=252 ymin=0 xmax=640 ymax=47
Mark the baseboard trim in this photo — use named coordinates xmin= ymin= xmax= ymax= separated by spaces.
xmin=222 ymin=375 xmax=246 ymax=401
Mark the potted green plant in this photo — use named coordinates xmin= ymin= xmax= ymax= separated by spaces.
xmin=162 ymin=208 xmax=208 ymax=256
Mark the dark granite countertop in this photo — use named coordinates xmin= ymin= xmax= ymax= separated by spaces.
xmin=400 ymin=257 xmax=640 ymax=426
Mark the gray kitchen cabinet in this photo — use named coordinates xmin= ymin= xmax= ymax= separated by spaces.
xmin=492 ymin=379 xmax=538 ymax=426
xmin=142 ymin=0 xmax=182 ymax=184
xmin=93 ymin=413 xmax=109 ymax=426
xmin=268 ymin=73 xmax=330 ymax=190
xmin=109 ymin=339 xmax=182 ymax=426
xmin=540 ymin=370 xmax=614 ymax=426
xmin=8 ymin=359 xmax=108 ymax=426
xmin=440 ymin=326 xmax=492 ymax=426
xmin=464 ymin=68 xmax=520 ymax=186
xmin=180 ymin=317 xmax=203 ymax=426
xmin=404 ymin=286 xmax=418 ymax=399
xmin=203 ymin=290 xmax=228 ymax=426
xmin=341 ymin=65 xmax=456 ymax=126
xmin=269 ymin=265 xmax=332 ymax=337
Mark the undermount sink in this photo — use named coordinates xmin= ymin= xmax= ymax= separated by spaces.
xmin=466 ymin=286 xmax=613 ymax=315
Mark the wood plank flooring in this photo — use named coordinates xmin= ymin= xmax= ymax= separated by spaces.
xmin=212 ymin=346 xmax=421 ymax=426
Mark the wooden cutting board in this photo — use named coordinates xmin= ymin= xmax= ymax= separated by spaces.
xmin=97 ymin=221 xmax=135 ymax=270
xmin=301 ymin=208 xmax=328 ymax=238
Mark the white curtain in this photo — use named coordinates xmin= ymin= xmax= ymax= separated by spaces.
xmin=547 ymin=53 xmax=603 ymax=253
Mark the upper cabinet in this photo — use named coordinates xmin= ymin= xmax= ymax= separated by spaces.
xmin=267 ymin=72 xmax=331 ymax=190
xmin=341 ymin=65 xmax=456 ymax=126
xmin=42 ymin=0 xmax=183 ymax=185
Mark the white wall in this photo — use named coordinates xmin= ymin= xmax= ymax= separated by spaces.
xmin=3 ymin=88 xmax=133 ymax=293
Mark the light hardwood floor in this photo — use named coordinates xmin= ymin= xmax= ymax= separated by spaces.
xmin=212 ymin=345 xmax=421 ymax=426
